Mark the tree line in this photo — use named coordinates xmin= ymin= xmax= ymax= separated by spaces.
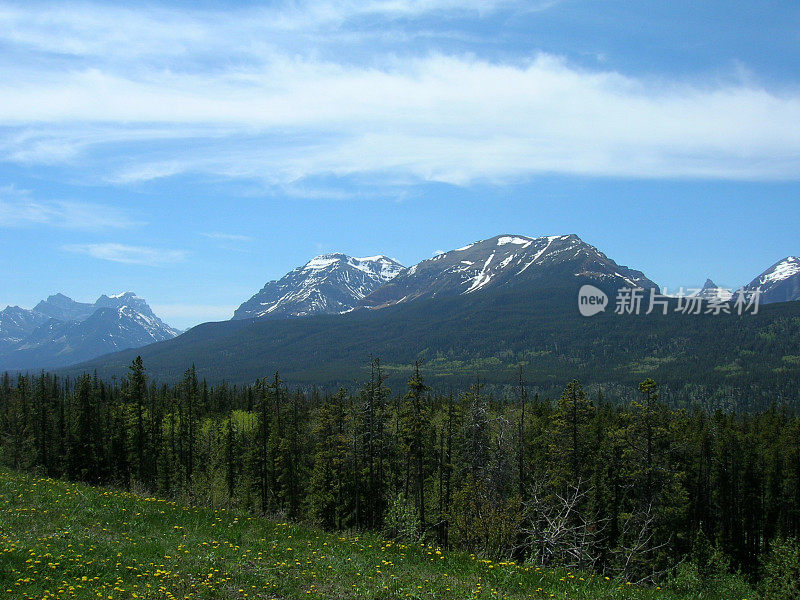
xmin=1 ymin=358 xmax=799 ymax=594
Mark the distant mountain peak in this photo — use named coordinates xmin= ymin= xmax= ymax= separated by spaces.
xmin=104 ymin=291 xmax=137 ymax=299
xmin=34 ymin=294 xmax=95 ymax=322
xmin=737 ymin=256 xmax=800 ymax=304
xmin=694 ymin=279 xmax=733 ymax=302
xmin=44 ymin=292 xmax=74 ymax=303
xmin=233 ymin=253 xmax=405 ymax=320
xmin=361 ymin=233 xmax=658 ymax=309
xmin=0 ymin=291 xmax=180 ymax=371
xmin=758 ymin=256 xmax=799 ymax=286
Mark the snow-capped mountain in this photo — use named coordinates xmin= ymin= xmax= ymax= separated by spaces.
xmin=33 ymin=293 xmax=95 ymax=322
xmin=361 ymin=234 xmax=658 ymax=308
xmin=0 ymin=292 xmax=180 ymax=372
xmin=94 ymin=292 xmax=181 ymax=337
xmin=736 ymin=257 xmax=800 ymax=304
xmin=233 ymin=253 xmax=405 ymax=320
xmin=693 ymin=279 xmax=733 ymax=302
xmin=0 ymin=305 xmax=49 ymax=345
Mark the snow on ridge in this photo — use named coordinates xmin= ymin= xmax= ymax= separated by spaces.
xmin=761 ymin=257 xmax=800 ymax=285
xmin=299 ymin=253 xmax=402 ymax=281
xmin=497 ymin=236 xmax=531 ymax=246
xmin=349 ymin=255 xmax=403 ymax=281
xmin=354 ymin=255 xmax=388 ymax=262
xmin=108 ymin=291 xmax=136 ymax=299
xmin=303 ymin=256 xmax=342 ymax=271
xmin=614 ymin=272 xmax=639 ymax=288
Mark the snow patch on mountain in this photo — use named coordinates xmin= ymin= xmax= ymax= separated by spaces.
xmin=497 ymin=236 xmax=531 ymax=246
xmin=736 ymin=256 xmax=800 ymax=304
xmin=233 ymin=253 xmax=405 ymax=320
xmin=348 ymin=255 xmax=404 ymax=280
xmin=465 ymin=252 xmax=496 ymax=293
xmin=759 ymin=257 xmax=799 ymax=285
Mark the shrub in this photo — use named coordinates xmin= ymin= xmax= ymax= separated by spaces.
xmin=761 ymin=538 xmax=800 ymax=600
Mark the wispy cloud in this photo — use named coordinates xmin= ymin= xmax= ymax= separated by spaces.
xmin=0 ymin=186 xmax=141 ymax=229
xmin=0 ymin=2 xmax=798 ymax=184
xmin=0 ymin=1 xmax=521 ymax=55
xmin=62 ymin=243 xmax=187 ymax=265
xmin=201 ymin=232 xmax=253 ymax=243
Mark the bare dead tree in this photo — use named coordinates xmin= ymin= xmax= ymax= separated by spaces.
xmin=519 ymin=478 xmax=606 ymax=571
xmin=613 ymin=501 xmax=674 ymax=585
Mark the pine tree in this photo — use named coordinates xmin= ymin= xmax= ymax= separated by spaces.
xmin=402 ymin=362 xmax=430 ymax=533
xmin=309 ymin=389 xmax=349 ymax=529
xmin=126 ymin=356 xmax=149 ymax=485
xmin=550 ymin=379 xmax=595 ymax=490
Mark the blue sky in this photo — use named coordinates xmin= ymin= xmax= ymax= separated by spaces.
xmin=1 ymin=0 xmax=799 ymax=329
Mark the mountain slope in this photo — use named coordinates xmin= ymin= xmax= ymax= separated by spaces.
xmin=233 ymin=253 xmax=404 ymax=319
xmin=362 ymin=234 xmax=658 ymax=308
xmin=737 ymin=256 xmax=800 ymax=304
xmin=694 ymin=279 xmax=733 ymax=302
xmin=0 ymin=292 xmax=180 ymax=371
xmin=62 ymin=278 xmax=800 ymax=410
xmin=0 ymin=306 xmax=49 ymax=345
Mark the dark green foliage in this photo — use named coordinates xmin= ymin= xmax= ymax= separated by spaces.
xmin=4 ymin=357 xmax=800 ymax=591
xmin=59 ymin=288 xmax=800 ymax=411
xmin=761 ymin=538 xmax=800 ymax=600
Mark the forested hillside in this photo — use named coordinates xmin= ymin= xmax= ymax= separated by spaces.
xmin=60 ymin=286 xmax=800 ymax=411
xmin=3 ymin=362 xmax=800 ymax=596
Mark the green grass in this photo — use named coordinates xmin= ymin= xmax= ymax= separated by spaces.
xmin=0 ymin=469 xmax=734 ymax=600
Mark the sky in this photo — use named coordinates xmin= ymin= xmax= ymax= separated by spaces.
xmin=1 ymin=0 xmax=799 ymax=330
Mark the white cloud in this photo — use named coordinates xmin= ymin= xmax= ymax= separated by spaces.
xmin=62 ymin=243 xmax=187 ymax=265
xmin=0 ymin=2 xmax=798 ymax=184
xmin=0 ymin=1 xmax=520 ymax=61
xmin=0 ymin=186 xmax=141 ymax=229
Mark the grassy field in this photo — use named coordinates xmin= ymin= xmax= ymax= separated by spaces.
xmin=0 ymin=469 xmax=737 ymax=600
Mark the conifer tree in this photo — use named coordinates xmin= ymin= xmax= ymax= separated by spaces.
xmin=126 ymin=356 xmax=148 ymax=485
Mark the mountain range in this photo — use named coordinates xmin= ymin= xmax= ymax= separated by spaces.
xmin=2 ymin=234 xmax=800 ymax=385
xmin=43 ymin=235 xmax=800 ymax=409
xmin=0 ymin=292 xmax=179 ymax=371
xmin=232 ymin=235 xmax=798 ymax=322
